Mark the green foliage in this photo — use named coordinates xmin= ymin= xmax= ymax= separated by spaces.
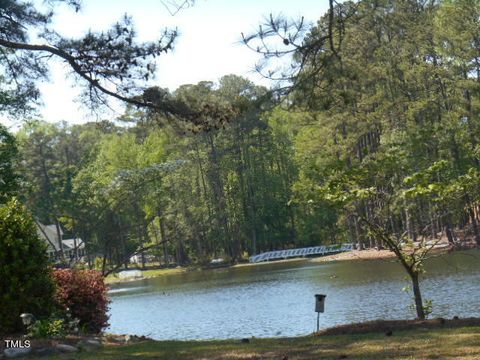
xmin=27 ymin=309 xmax=81 ymax=338
xmin=28 ymin=318 xmax=66 ymax=338
xmin=0 ymin=124 xmax=19 ymax=202
xmin=15 ymin=75 xmax=301 ymax=273
xmin=0 ymin=199 xmax=55 ymax=334
xmin=423 ymin=299 xmax=434 ymax=319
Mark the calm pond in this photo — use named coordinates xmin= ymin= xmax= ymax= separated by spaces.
xmin=108 ymin=249 xmax=480 ymax=340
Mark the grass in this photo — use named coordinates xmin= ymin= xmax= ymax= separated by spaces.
xmin=140 ymin=267 xmax=187 ymax=278
xmin=48 ymin=325 xmax=480 ymax=360
xmin=105 ymin=267 xmax=187 ymax=284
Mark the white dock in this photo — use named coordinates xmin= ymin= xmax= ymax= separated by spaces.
xmin=249 ymin=244 xmax=353 ymax=263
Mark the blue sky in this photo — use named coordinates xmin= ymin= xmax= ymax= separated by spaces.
xmin=7 ymin=0 xmax=330 ymax=126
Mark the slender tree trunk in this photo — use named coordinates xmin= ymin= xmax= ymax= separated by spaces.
xmin=410 ymin=271 xmax=425 ymax=320
xmin=445 ymin=222 xmax=455 ymax=244
xmin=101 ymin=239 xmax=109 ymax=275
xmin=354 ymin=215 xmax=364 ymax=250
xmin=467 ymin=206 xmax=480 ymax=245
xmin=119 ymin=233 xmax=128 ymax=269
xmin=251 ymin=228 xmax=257 ymax=255
xmin=73 ymin=235 xmax=78 ymax=261
xmin=158 ymin=215 xmax=168 ymax=266
xmin=428 ymin=204 xmax=437 ymax=239
xmin=405 ymin=206 xmax=417 ymax=242
xmin=55 ymin=218 xmax=65 ymax=261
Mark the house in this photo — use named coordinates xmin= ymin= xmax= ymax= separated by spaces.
xmin=36 ymin=222 xmax=85 ymax=261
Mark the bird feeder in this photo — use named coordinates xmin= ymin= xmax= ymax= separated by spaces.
xmin=314 ymin=294 xmax=326 ymax=332
xmin=315 ymin=294 xmax=326 ymax=313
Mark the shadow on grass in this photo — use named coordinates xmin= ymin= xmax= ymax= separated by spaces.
xmin=48 ymin=325 xmax=480 ymax=360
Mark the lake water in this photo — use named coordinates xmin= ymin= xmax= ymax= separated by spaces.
xmin=107 ymin=250 xmax=480 ymax=340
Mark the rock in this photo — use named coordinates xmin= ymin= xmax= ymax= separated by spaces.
xmin=56 ymin=344 xmax=78 ymax=353
xmin=4 ymin=347 xmax=32 ymax=358
xmin=86 ymin=339 xmax=102 ymax=346
xmin=77 ymin=339 xmax=102 ymax=352
xmin=35 ymin=347 xmax=59 ymax=357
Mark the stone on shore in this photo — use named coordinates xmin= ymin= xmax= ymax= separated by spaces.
xmin=56 ymin=344 xmax=78 ymax=353
xmin=77 ymin=339 xmax=102 ymax=351
xmin=35 ymin=347 xmax=59 ymax=357
xmin=3 ymin=347 xmax=32 ymax=358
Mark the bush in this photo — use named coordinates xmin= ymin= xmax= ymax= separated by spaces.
xmin=52 ymin=269 xmax=110 ymax=333
xmin=27 ymin=310 xmax=80 ymax=338
xmin=28 ymin=317 xmax=66 ymax=338
xmin=0 ymin=199 xmax=56 ymax=334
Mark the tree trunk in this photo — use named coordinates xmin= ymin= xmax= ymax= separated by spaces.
xmin=55 ymin=218 xmax=65 ymax=261
xmin=468 ymin=206 xmax=480 ymax=245
xmin=410 ymin=271 xmax=425 ymax=320
xmin=119 ymin=233 xmax=128 ymax=269
xmin=354 ymin=216 xmax=364 ymax=250
xmin=405 ymin=206 xmax=417 ymax=242
xmin=445 ymin=223 xmax=455 ymax=244
xmin=73 ymin=235 xmax=78 ymax=261
xmin=158 ymin=216 xmax=168 ymax=266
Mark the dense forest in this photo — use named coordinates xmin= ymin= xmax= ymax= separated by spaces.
xmin=2 ymin=0 xmax=480 ymax=274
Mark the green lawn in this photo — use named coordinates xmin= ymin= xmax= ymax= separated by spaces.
xmin=50 ymin=326 xmax=480 ymax=360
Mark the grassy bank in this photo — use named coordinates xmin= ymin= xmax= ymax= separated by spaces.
xmin=49 ymin=325 xmax=480 ymax=359
xmin=105 ymin=267 xmax=187 ymax=284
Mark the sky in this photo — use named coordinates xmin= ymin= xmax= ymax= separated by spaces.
xmin=4 ymin=0 xmax=329 ymax=127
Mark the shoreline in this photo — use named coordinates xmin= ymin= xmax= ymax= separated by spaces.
xmin=106 ymin=245 xmax=476 ymax=284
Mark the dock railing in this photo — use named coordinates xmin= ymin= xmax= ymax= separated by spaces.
xmin=249 ymin=243 xmax=354 ymax=263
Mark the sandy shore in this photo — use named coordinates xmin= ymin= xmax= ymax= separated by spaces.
xmin=231 ymin=249 xmax=399 ymax=268
xmin=310 ymin=243 xmax=477 ymax=263
xmin=310 ymin=248 xmax=398 ymax=262
xmin=234 ymin=245 xmax=460 ymax=268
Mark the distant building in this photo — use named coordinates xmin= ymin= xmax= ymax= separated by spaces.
xmin=36 ymin=222 xmax=85 ymax=261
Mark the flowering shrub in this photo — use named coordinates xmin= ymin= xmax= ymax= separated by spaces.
xmin=52 ymin=269 xmax=110 ymax=333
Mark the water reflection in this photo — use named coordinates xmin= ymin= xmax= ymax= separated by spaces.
xmin=108 ymin=250 xmax=480 ymax=340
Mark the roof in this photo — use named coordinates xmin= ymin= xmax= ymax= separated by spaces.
xmin=37 ymin=222 xmax=62 ymax=251
xmin=36 ymin=222 xmax=83 ymax=252
xmin=62 ymin=239 xmax=85 ymax=250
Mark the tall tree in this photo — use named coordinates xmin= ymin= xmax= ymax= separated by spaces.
xmin=0 ymin=124 xmax=19 ymax=202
